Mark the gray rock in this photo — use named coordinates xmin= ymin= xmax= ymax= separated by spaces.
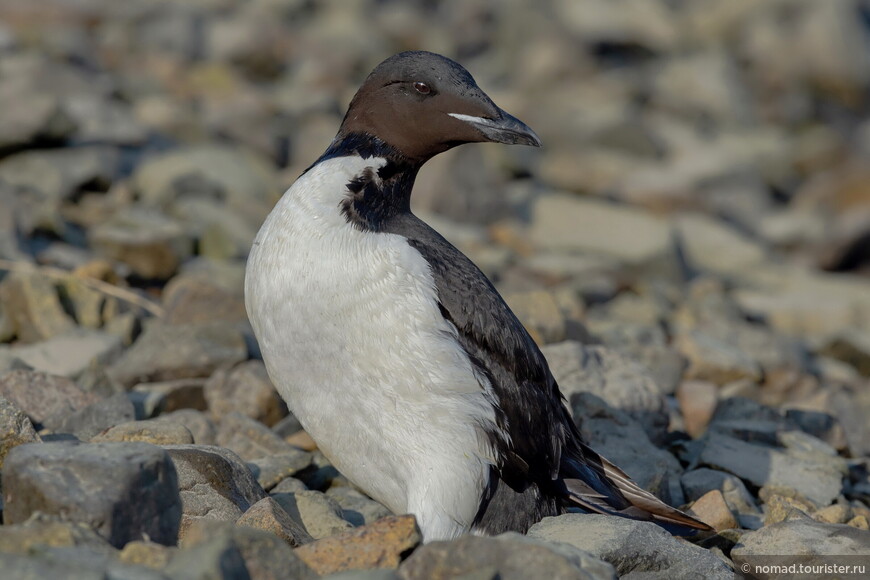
xmin=502 ymin=290 xmax=568 ymax=344
xmin=271 ymin=489 xmax=353 ymax=539
xmin=163 ymin=444 xmax=266 ymax=534
xmin=89 ymin=207 xmax=193 ymax=280
xmin=162 ymin=272 xmax=248 ymax=326
xmin=0 ymin=550 xmax=168 ymax=580
xmin=528 ymin=514 xmax=733 ymax=579
xmin=696 ymin=432 xmax=847 ymax=506
xmin=171 ymin=520 xmax=316 ymax=580
xmin=47 ymin=392 xmax=136 ymax=440
xmin=0 ymin=329 xmax=122 ymax=378
xmin=204 ymin=360 xmax=287 ymax=427
xmin=2 ymin=441 xmax=181 ymax=548
xmin=543 ymin=341 xmax=669 ymax=444
xmin=247 ymin=450 xmax=313 ymax=491
xmin=673 ymin=213 xmax=767 ymax=276
xmin=819 ymin=329 xmax=870 ymax=377
xmin=160 ymin=409 xmax=217 ymax=445
xmin=271 ymin=477 xmax=308 ymax=493
xmin=131 ymin=379 xmax=207 ymax=418
xmin=681 ymin=468 xmax=761 ymax=528
xmin=0 ymin=146 xmax=118 ymax=204
xmin=0 ymin=396 xmax=40 ymax=469
xmin=572 ymin=393 xmax=685 ymax=506
xmin=106 ymin=321 xmax=247 ymax=388
xmin=0 ymin=271 xmax=75 ymax=343
xmin=216 ymin=411 xmax=300 ymax=462
xmin=0 ymin=514 xmax=116 ymax=555
xmin=0 ymin=85 xmax=75 ymax=152
xmin=92 ymin=418 xmax=195 ymax=445
xmin=674 ymin=329 xmax=763 ymax=385
xmin=399 ymin=531 xmax=616 ymax=580
xmin=236 ymin=496 xmax=313 ymax=547
xmin=0 ymin=370 xmax=99 ymax=426
xmin=326 ymin=486 xmax=393 ymax=527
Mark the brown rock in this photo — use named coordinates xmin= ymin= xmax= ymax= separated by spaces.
xmin=0 ymin=271 xmax=75 ymax=343
xmin=162 ymin=274 xmax=248 ymax=326
xmin=294 ymin=515 xmax=421 ymax=576
xmin=0 ymin=370 xmax=98 ymax=426
xmin=118 ymin=540 xmax=174 ymax=570
xmin=216 ymin=411 xmax=298 ymax=461
xmin=236 ymin=496 xmax=313 ymax=547
xmin=0 ymin=396 xmax=40 ymax=468
xmin=847 ymin=515 xmax=869 ymax=530
xmin=676 ymin=380 xmax=718 ymax=438
xmin=689 ymin=489 xmax=738 ymax=531
xmin=205 ymin=361 xmax=288 ymax=427
xmin=813 ymin=503 xmax=853 ymax=525
xmin=502 ymin=290 xmax=567 ymax=345
xmin=764 ymin=495 xmax=816 ymax=526
xmin=91 ymin=418 xmax=195 ymax=445
xmin=132 ymin=379 xmax=207 ymax=415
xmin=285 ymin=430 xmax=317 ymax=451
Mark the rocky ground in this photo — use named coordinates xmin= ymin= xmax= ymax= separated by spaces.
xmin=1 ymin=0 xmax=870 ymax=578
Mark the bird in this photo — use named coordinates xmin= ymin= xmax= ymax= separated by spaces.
xmin=245 ymin=50 xmax=711 ymax=542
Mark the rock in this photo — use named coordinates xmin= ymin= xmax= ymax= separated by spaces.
xmin=572 ymin=392 xmax=684 ymax=505
xmin=92 ymin=418 xmax=195 ymax=445
xmin=688 ymin=490 xmax=738 ymax=532
xmin=763 ymin=494 xmax=816 ymax=526
xmin=553 ymin=0 xmax=678 ymax=53
xmin=106 ymin=321 xmax=247 ymax=388
xmin=248 ymin=450 xmax=313 ymax=491
xmin=813 ymin=503 xmax=853 ymax=525
xmin=160 ymin=409 xmax=217 ymax=445
xmin=696 ymin=431 xmax=847 ymax=506
xmin=0 ymin=271 xmax=75 ymax=343
xmin=681 ymin=468 xmax=760 ymax=528
xmin=163 ymin=444 xmax=266 ymax=536
xmin=162 ymin=272 xmax=248 ymax=326
xmin=674 ymin=213 xmax=767 ymax=276
xmin=400 ymin=531 xmax=617 ymax=580
xmin=131 ymin=379 xmax=207 ymax=418
xmin=326 ymin=487 xmax=393 ymax=527
xmin=0 ymin=396 xmax=40 ymax=469
xmin=295 ymin=515 xmax=419 ymax=576
xmin=502 ymin=290 xmax=567 ymax=344
xmin=673 ymin=330 xmax=762 ymax=385
xmin=676 ymin=381 xmax=718 ymax=438
xmin=2 ymin=441 xmax=181 ymax=547
xmin=204 ymin=361 xmax=288 ymax=427
xmin=527 ymin=514 xmax=732 ymax=579
xmin=216 ymin=411 xmax=301 ymax=462
xmin=271 ymin=477 xmax=308 ymax=494
xmin=0 ymin=329 xmax=122 ymax=378
xmin=530 ymin=194 xmax=675 ymax=270
xmin=46 ymin=392 xmax=136 ymax=440
xmin=118 ymin=541 xmax=174 ymax=570
xmin=819 ymin=329 xmax=870 ymax=377
xmin=236 ymin=496 xmax=313 ymax=547
xmin=173 ymin=520 xmax=316 ymax=580
xmin=0 ymin=515 xmax=115 ymax=556
xmin=0 ymin=370 xmax=98 ymax=426
xmin=0 ymin=86 xmax=75 ymax=153
xmin=542 ymin=341 xmax=669 ymax=444
xmin=731 ymin=518 xmax=870 ymax=572
xmin=57 ymin=276 xmax=113 ymax=330
xmin=271 ymin=489 xmax=354 ymax=539
xmin=89 ymin=207 xmax=193 ymax=280
xmin=0 ymin=549 xmax=166 ymax=580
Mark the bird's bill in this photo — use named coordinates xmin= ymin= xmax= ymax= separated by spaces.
xmin=448 ymin=111 xmax=542 ymax=147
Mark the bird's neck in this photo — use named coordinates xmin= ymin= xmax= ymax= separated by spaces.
xmin=317 ymin=132 xmax=422 ymax=232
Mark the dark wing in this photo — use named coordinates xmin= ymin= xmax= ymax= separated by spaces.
xmin=388 ymin=213 xmax=711 ymax=533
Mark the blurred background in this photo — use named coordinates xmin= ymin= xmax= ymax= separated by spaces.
xmin=1 ymin=0 xmax=870 ymax=409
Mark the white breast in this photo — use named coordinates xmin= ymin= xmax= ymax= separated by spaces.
xmin=244 ymin=156 xmax=498 ymax=540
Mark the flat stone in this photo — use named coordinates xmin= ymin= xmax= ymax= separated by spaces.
xmin=696 ymin=432 xmax=847 ymax=506
xmin=296 ymin=515 xmax=420 ymax=576
xmin=106 ymin=321 xmax=247 ymax=388
xmin=271 ymin=489 xmax=354 ymax=540
xmin=400 ymin=531 xmax=616 ymax=580
xmin=527 ymin=514 xmax=732 ymax=579
xmin=688 ymin=490 xmax=738 ymax=532
xmin=175 ymin=519 xmax=316 ymax=580
xmin=92 ymin=418 xmax=194 ymax=445
xmin=0 ymin=329 xmax=122 ymax=378
xmin=674 ymin=213 xmax=767 ymax=276
xmin=204 ymin=360 xmax=288 ymax=427
xmin=236 ymin=496 xmax=313 ymax=547
xmin=216 ymin=411 xmax=300 ymax=461
xmin=0 ymin=271 xmax=75 ymax=343
xmin=2 ymin=441 xmax=181 ymax=548
xmin=0 ymin=396 xmax=40 ymax=469
xmin=89 ymin=207 xmax=192 ymax=280
xmin=543 ymin=341 xmax=669 ymax=444
xmin=813 ymin=504 xmax=854 ymax=525
xmin=0 ymin=370 xmax=98 ymax=427
xmin=248 ymin=449 xmax=313 ymax=491
xmin=326 ymin=486 xmax=393 ymax=527
xmin=46 ymin=392 xmax=135 ymax=440
xmin=163 ymin=444 xmax=266 ymax=537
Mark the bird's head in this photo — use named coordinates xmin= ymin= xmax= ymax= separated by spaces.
xmin=337 ymin=51 xmax=541 ymax=163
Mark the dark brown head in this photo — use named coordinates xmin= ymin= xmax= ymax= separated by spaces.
xmin=336 ymin=51 xmax=541 ymax=163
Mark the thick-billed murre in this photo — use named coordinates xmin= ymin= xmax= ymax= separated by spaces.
xmin=245 ymin=50 xmax=711 ymax=541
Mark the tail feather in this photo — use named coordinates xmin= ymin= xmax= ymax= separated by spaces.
xmin=562 ymin=442 xmax=712 ymax=533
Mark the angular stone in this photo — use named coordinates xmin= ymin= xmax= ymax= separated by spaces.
xmin=326 ymin=486 xmax=393 ymax=527
xmin=543 ymin=341 xmax=669 ymax=444
xmin=164 ymin=444 xmax=266 ymax=536
xmin=502 ymin=290 xmax=567 ymax=344
xmin=0 ymin=396 xmax=40 ymax=469
xmin=131 ymin=379 xmax=207 ymax=418
xmin=47 ymin=392 xmax=135 ymax=440
xmin=271 ymin=489 xmax=353 ymax=539
xmin=681 ymin=468 xmax=760 ymax=527
xmin=674 ymin=213 xmax=767 ymax=276
xmin=248 ymin=450 xmax=313 ymax=491
xmin=89 ymin=207 xmax=192 ymax=280
xmin=0 ymin=271 xmax=75 ymax=343
xmin=118 ymin=541 xmax=174 ymax=570
xmin=688 ymin=490 xmax=738 ymax=532
xmin=2 ymin=441 xmax=181 ymax=547
xmin=160 ymin=409 xmax=217 ymax=445
xmin=106 ymin=321 xmax=247 ymax=388
xmin=0 ymin=329 xmax=122 ymax=378
xmin=732 ymin=518 xmax=870 ymax=568
xmin=0 ymin=87 xmax=75 ymax=152
xmin=0 ymin=516 xmax=115 ymax=556
xmin=162 ymin=272 xmax=248 ymax=326
xmin=236 ymin=496 xmax=313 ymax=547
xmin=528 ymin=514 xmax=732 ymax=579
xmin=764 ymin=495 xmax=816 ymax=526
xmin=205 ymin=360 xmax=288 ymax=427
xmin=674 ymin=330 xmax=762 ymax=385
xmin=216 ymin=411 xmax=300 ymax=461
xmin=0 ymin=370 xmax=98 ymax=426
xmin=92 ymin=418 xmax=194 ymax=445
xmin=676 ymin=380 xmax=718 ymax=438
xmin=296 ymin=515 xmax=420 ymax=576
xmin=400 ymin=531 xmax=616 ymax=580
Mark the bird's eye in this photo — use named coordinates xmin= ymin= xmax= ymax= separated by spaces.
xmin=413 ymin=82 xmax=431 ymax=95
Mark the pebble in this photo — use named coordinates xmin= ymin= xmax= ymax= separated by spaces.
xmin=0 ymin=370 xmax=98 ymax=426
xmin=91 ymin=417 xmax=195 ymax=445
xmin=689 ymin=490 xmax=739 ymax=532
xmin=271 ymin=489 xmax=354 ymax=539
xmin=0 ymin=396 xmax=40 ymax=468
xmin=204 ymin=360 xmax=288 ymax=427
xmin=235 ymin=496 xmax=313 ymax=547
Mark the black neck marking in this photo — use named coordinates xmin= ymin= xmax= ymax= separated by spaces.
xmin=312 ymin=132 xmax=422 ymax=232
